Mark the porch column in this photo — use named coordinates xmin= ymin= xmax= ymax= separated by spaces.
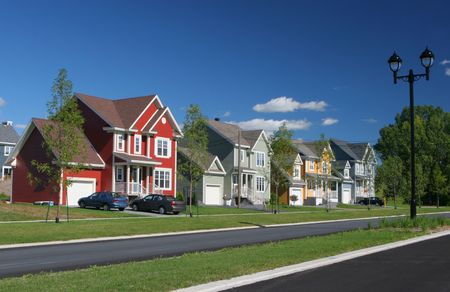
xmin=126 ymin=165 xmax=130 ymax=194
xmin=146 ymin=166 xmax=149 ymax=194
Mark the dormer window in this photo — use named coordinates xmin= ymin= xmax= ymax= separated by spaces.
xmin=116 ymin=134 xmax=124 ymax=152
xmin=293 ymin=165 xmax=301 ymax=179
xmin=344 ymin=169 xmax=349 ymax=178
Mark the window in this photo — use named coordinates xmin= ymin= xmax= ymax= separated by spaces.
xmin=154 ymin=168 xmax=171 ymax=190
xmin=322 ymin=162 xmax=328 ymax=174
xmin=240 ymin=149 xmax=245 ymax=162
xmin=4 ymin=146 xmax=13 ymax=156
xmin=293 ymin=165 xmax=301 ymax=179
xmin=134 ymin=135 xmax=142 ymax=154
xmin=116 ymin=134 xmax=124 ymax=152
xmin=155 ymin=138 xmax=171 ymax=158
xmin=309 ymin=160 xmax=315 ymax=171
xmin=256 ymin=176 xmax=265 ymax=192
xmin=344 ymin=169 xmax=349 ymax=178
xmin=256 ymin=152 xmax=265 ymax=167
xmin=116 ymin=166 xmax=124 ymax=182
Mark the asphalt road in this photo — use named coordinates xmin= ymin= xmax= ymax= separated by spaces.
xmin=0 ymin=213 xmax=448 ymax=279
xmin=230 ymin=233 xmax=450 ymax=292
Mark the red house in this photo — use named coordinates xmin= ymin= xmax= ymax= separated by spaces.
xmin=8 ymin=93 xmax=183 ymax=206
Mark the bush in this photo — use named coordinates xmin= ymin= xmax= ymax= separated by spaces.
xmin=176 ymin=191 xmax=184 ymax=202
xmin=0 ymin=193 xmax=10 ymax=201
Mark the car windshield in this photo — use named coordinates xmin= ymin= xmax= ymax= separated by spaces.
xmin=166 ymin=196 xmax=174 ymax=201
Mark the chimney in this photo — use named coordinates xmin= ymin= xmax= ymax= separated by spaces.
xmin=2 ymin=121 xmax=13 ymax=126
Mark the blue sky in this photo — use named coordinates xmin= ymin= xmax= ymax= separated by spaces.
xmin=0 ymin=0 xmax=449 ymax=144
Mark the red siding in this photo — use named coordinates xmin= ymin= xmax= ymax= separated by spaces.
xmin=134 ymin=103 xmax=157 ymax=131
xmin=62 ymin=169 xmax=102 ymax=205
xmin=152 ymin=113 xmax=176 ymax=196
xmin=77 ymin=100 xmax=113 ymax=191
xmin=12 ymin=128 xmax=59 ymax=203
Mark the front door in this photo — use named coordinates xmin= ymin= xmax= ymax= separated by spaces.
xmin=131 ymin=167 xmax=142 ymax=193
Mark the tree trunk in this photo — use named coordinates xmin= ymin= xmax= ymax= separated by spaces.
xmin=189 ymin=165 xmax=193 ymax=217
xmin=275 ymin=184 xmax=279 ymax=214
xmin=394 ymin=185 xmax=397 ymax=210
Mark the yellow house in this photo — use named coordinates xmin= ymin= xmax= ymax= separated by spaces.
xmin=292 ymin=140 xmax=339 ymax=206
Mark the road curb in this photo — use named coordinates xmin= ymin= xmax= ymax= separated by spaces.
xmin=0 ymin=211 xmax=448 ymax=250
xmin=175 ymin=229 xmax=450 ymax=292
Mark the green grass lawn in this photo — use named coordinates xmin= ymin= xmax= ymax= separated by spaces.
xmin=0 ymin=203 xmax=142 ymax=221
xmin=0 ymin=206 xmax=449 ymax=245
xmin=182 ymin=205 xmax=263 ymax=215
xmin=0 ymin=220 xmax=446 ymax=292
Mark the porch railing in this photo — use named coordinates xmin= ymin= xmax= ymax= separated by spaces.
xmin=115 ymin=182 xmax=147 ymax=197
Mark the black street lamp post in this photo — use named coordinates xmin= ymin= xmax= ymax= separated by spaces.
xmin=387 ymin=47 xmax=434 ymax=219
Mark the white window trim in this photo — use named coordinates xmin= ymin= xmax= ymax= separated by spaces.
xmin=135 ymin=134 xmax=142 ymax=155
xmin=116 ymin=133 xmax=125 ymax=152
xmin=256 ymin=176 xmax=266 ymax=193
xmin=344 ymin=169 xmax=350 ymax=178
xmin=240 ymin=149 xmax=245 ymax=162
xmin=309 ymin=160 xmax=315 ymax=171
xmin=153 ymin=167 xmax=172 ymax=190
xmin=294 ymin=165 xmax=301 ymax=179
xmin=116 ymin=166 xmax=124 ymax=182
xmin=255 ymin=151 xmax=265 ymax=167
xmin=4 ymin=146 xmax=13 ymax=156
xmin=154 ymin=137 xmax=171 ymax=158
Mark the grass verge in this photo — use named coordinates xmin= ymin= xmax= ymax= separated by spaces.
xmin=0 ymin=207 xmax=449 ymax=245
xmin=0 ymin=203 xmax=142 ymax=221
xmin=0 ymin=226 xmax=443 ymax=291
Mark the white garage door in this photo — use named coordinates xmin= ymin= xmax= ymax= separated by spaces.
xmin=205 ymin=185 xmax=223 ymax=205
xmin=342 ymin=189 xmax=351 ymax=204
xmin=67 ymin=179 xmax=96 ymax=206
xmin=290 ymin=188 xmax=303 ymax=206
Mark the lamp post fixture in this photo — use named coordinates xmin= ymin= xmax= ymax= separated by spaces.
xmin=387 ymin=47 xmax=434 ymax=219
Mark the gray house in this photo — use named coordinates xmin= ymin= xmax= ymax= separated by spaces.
xmin=204 ymin=120 xmax=271 ymax=206
xmin=177 ymin=146 xmax=226 ymax=205
xmin=330 ymin=139 xmax=376 ymax=203
xmin=0 ymin=121 xmax=19 ymax=179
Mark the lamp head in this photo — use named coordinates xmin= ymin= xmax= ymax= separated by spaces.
xmin=388 ymin=52 xmax=402 ymax=72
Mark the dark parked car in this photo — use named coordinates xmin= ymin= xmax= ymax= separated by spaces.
xmin=358 ymin=197 xmax=384 ymax=207
xmin=131 ymin=194 xmax=185 ymax=214
xmin=78 ymin=192 xmax=128 ymax=211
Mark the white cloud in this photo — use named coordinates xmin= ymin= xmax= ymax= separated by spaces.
xmin=15 ymin=124 xmax=27 ymax=129
xmin=223 ymin=111 xmax=231 ymax=117
xmin=440 ymin=59 xmax=450 ymax=65
xmin=0 ymin=97 xmax=5 ymax=107
xmin=446 ymin=68 xmax=450 ymax=76
xmin=321 ymin=118 xmax=338 ymax=126
xmin=362 ymin=118 xmax=377 ymax=123
xmin=228 ymin=118 xmax=312 ymax=132
xmin=253 ymin=97 xmax=328 ymax=112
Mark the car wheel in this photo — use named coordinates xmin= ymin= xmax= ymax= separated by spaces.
xmin=119 ymin=208 xmax=125 ymax=211
xmin=79 ymin=201 xmax=86 ymax=208
xmin=158 ymin=206 xmax=165 ymax=214
xmin=103 ymin=204 xmax=110 ymax=211
xmin=132 ymin=204 xmax=139 ymax=211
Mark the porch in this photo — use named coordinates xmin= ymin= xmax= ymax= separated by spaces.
xmin=113 ymin=153 xmax=163 ymax=199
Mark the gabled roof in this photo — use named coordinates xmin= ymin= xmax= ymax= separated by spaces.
xmin=292 ymin=140 xmax=319 ymax=159
xmin=330 ymin=139 xmax=374 ymax=162
xmin=207 ymin=120 xmax=251 ymax=147
xmin=0 ymin=124 xmax=19 ymax=144
xmin=347 ymin=143 xmax=368 ymax=160
xmin=178 ymin=146 xmax=225 ymax=175
xmin=8 ymin=118 xmax=105 ymax=168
